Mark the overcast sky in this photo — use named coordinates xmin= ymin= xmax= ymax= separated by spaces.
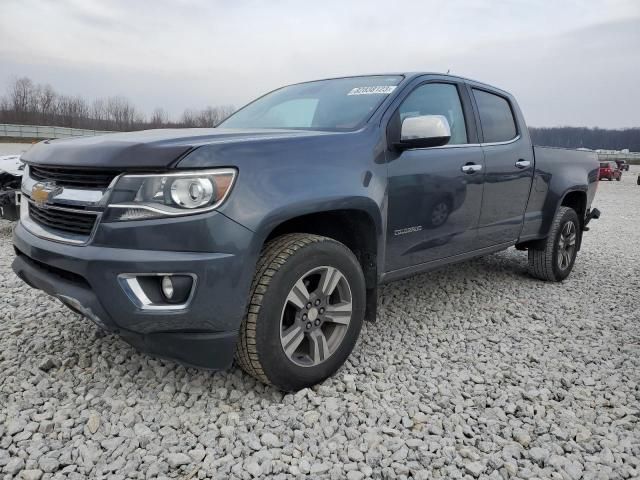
xmin=1 ymin=0 xmax=639 ymax=128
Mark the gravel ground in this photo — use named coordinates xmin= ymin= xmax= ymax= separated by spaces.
xmin=1 ymin=168 xmax=639 ymax=480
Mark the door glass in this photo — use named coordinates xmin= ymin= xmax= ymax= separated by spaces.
xmin=398 ymin=83 xmax=468 ymax=145
xmin=472 ymin=89 xmax=517 ymax=143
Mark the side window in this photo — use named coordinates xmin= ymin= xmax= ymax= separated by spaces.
xmin=472 ymin=89 xmax=517 ymax=143
xmin=397 ymin=83 xmax=468 ymax=145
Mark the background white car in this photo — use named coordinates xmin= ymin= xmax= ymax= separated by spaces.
xmin=0 ymin=154 xmax=23 ymax=220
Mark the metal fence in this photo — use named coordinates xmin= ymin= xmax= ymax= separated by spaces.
xmin=0 ymin=123 xmax=115 ymax=139
xmin=597 ymin=151 xmax=640 ymax=165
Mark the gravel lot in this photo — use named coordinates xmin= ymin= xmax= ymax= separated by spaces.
xmin=1 ymin=168 xmax=639 ymax=480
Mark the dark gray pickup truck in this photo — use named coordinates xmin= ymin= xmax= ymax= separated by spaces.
xmin=12 ymin=73 xmax=600 ymax=390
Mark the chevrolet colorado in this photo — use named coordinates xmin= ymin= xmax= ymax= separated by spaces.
xmin=12 ymin=73 xmax=600 ymax=390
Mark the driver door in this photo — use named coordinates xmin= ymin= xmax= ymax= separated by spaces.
xmin=385 ymin=81 xmax=485 ymax=272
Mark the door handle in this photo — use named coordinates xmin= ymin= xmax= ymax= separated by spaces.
xmin=461 ymin=164 xmax=483 ymax=174
xmin=515 ymin=160 xmax=531 ymax=169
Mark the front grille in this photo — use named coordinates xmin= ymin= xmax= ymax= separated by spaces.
xmin=30 ymin=165 xmax=119 ymax=189
xmin=28 ymin=203 xmax=97 ymax=236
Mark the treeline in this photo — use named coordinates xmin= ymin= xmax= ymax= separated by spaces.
xmin=529 ymin=127 xmax=640 ymax=152
xmin=0 ymin=76 xmax=234 ymax=131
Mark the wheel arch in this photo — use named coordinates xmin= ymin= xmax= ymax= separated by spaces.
xmin=256 ymin=204 xmax=381 ymax=321
xmin=559 ymin=190 xmax=587 ymax=226
xmin=559 ymin=189 xmax=587 ymax=250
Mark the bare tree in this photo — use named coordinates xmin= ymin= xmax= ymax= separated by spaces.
xmin=56 ymin=95 xmax=89 ymax=127
xmin=180 ymin=109 xmax=198 ymax=128
xmin=150 ymin=107 xmax=168 ymax=128
xmin=9 ymin=77 xmax=35 ymax=122
xmin=37 ymin=84 xmax=57 ymax=124
xmin=0 ymin=75 xmax=234 ymax=132
xmin=106 ymin=96 xmax=139 ymax=130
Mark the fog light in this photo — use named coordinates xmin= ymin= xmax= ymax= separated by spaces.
xmin=119 ymin=273 xmax=196 ymax=309
xmin=161 ymin=276 xmax=174 ymax=300
xmin=159 ymin=274 xmax=194 ymax=304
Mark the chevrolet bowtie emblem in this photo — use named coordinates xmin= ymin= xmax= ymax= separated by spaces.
xmin=31 ymin=182 xmax=62 ymax=207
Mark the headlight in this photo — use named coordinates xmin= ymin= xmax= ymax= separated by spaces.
xmin=104 ymin=168 xmax=236 ymax=221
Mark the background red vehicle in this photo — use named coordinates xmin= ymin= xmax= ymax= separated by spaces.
xmin=599 ymin=161 xmax=622 ymax=181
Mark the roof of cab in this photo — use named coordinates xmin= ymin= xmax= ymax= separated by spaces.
xmin=296 ymin=72 xmax=512 ymax=97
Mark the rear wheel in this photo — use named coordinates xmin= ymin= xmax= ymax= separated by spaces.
xmin=528 ymin=206 xmax=580 ymax=282
xmin=236 ymin=233 xmax=366 ymax=391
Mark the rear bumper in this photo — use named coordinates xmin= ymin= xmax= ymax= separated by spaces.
xmin=12 ymin=213 xmax=257 ymax=369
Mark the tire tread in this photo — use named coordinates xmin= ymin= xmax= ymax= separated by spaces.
xmin=235 ymin=233 xmax=343 ymax=385
xmin=527 ymin=206 xmax=576 ymax=281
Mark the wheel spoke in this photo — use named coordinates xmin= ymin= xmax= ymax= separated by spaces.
xmin=567 ymin=232 xmax=577 ymax=246
xmin=319 ymin=267 xmax=343 ymax=297
xmin=281 ymin=325 xmax=305 ymax=357
xmin=309 ymin=329 xmax=329 ymax=364
xmin=286 ymin=279 xmax=310 ymax=309
xmin=323 ymin=301 xmax=352 ymax=325
xmin=280 ymin=265 xmax=352 ymax=367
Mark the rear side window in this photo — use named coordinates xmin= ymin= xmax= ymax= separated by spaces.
xmin=472 ymin=89 xmax=517 ymax=143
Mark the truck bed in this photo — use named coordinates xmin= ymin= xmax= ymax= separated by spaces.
xmin=518 ymin=146 xmax=599 ymax=242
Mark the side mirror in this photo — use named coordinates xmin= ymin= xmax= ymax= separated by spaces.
xmin=397 ymin=115 xmax=451 ymax=150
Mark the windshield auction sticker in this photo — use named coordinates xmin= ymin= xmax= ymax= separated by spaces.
xmin=347 ymin=86 xmax=397 ymax=95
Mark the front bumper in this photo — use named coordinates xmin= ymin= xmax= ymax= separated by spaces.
xmin=12 ymin=212 xmax=257 ymax=370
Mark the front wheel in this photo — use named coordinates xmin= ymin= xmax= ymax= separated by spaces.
xmin=528 ymin=206 xmax=580 ymax=282
xmin=236 ymin=233 xmax=366 ymax=391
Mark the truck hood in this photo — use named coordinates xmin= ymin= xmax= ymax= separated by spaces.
xmin=20 ymin=128 xmax=338 ymax=169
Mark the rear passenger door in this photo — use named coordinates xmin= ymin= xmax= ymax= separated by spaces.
xmin=470 ymin=86 xmax=534 ymax=246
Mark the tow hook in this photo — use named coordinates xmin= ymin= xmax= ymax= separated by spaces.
xmin=583 ymin=208 xmax=601 ymax=231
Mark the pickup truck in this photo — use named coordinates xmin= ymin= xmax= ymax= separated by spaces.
xmin=599 ymin=161 xmax=622 ymax=181
xmin=12 ymin=73 xmax=600 ymax=390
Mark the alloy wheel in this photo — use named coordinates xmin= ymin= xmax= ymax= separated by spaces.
xmin=557 ymin=221 xmax=577 ymax=270
xmin=280 ymin=266 xmax=353 ymax=367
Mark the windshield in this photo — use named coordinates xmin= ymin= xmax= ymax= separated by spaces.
xmin=219 ymin=75 xmax=403 ymax=131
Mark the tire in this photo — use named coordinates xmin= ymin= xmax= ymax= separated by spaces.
xmin=236 ymin=233 xmax=366 ymax=391
xmin=528 ymin=206 xmax=580 ymax=282
xmin=616 ymin=176 xmax=621 ymax=181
